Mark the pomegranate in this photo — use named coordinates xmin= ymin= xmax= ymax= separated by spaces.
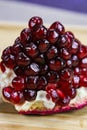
xmin=0 ymin=16 xmax=87 ymax=115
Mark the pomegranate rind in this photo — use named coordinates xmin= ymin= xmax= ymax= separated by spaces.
xmin=19 ymin=101 xmax=87 ymax=115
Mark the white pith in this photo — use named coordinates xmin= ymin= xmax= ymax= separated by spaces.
xmin=0 ymin=67 xmax=87 ymax=112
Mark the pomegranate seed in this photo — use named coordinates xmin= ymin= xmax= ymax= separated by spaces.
xmin=77 ymin=45 xmax=87 ymax=59
xmin=80 ymin=75 xmax=87 ymax=87
xmin=46 ymin=46 xmax=58 ymax=60
xmin=47 ymin=71 xmax=59 ymax=83
xmin=61 ymin=48 xmax=71 ymax=60
xmin=11 ymin=90 xmax=25 ymax=104
xmin=26 ymin=76 xmax=38 ymax=89
xmin=49 ymin=89 xmax=59 ymax=102
xmin=47 ymin=29 xmax=59 ymax=44
xmin=49 ymin=57 xmax=65 ymax=71
xmin=58 ymin=34 xmax=69 ymax=48
xmin=66 ymin=59 xmax=72 ymax=68
xmin=80 ymin=67 xmax=87 ymax=75
xmin=33 ymin=25 xmax=47 ymax=40
xmin=64 ymin=33 xmax=73 ymax=48
xmin=2 ymin=86 xmax=14 ymax=101
xmin=20 ymin=28 xmax=31 ymax=43
xmin=37 ymin=76 xmax=47 ymax=90
xmin=57 ymin=89 xmax=70 ymax=106
xmin=70 ymin=39 xmax=80 ymax=54
xmin=13 ymin=66 xmax=24 ymax=76
xmin=65 ymin=87 xmax=76 ymax=99
xmin=57 ymin=79 xmax=70 ymax=90
xmin=35 ymin=54 xmax=45 ymax=65
xmin=46 ymin=83 xmax=57 ymax=92
xmin=12 ymin=40 xmax=23 ymax=55
xmin=29 ymin=16 xmax=43 ymax=30
xmin=16 ymin=52 xmax=30 ymax=66
xmin=80 ymin=57 xmax=87 ymax=68
xmin=40 ymin=64 xmax=48 ymax=75
xmin=25 ymin=63 xmax=40 ymax=76
xmin=25 ymin=42 xmax=39 ymax=58
xmin=74 ymin=67 xmax=80 ymax=75
xmin=38 ymin=39 xmax=50 ymax=53
xmin=50 ymin=21 xmax=65 ymax=34
xmin=71 ymin=55 xmax=79 ymax=67
xmin=12 ymin=76 xmax=26 ymax=91
xmin=72 ymin=75 xmax=80 ymax=88
xmin=65 ymin=31 xmax=74 ymax=40
xmin=1 ymin=46 xmax=12 ymax=58
xmin=2 ymin=54 xmax=16 ymax=69
xmin=0 ymin=61 xmax=6 ymax=72
xmin=60 ymin=68 xmax=73 ymax=81
xmin=23 ymin=89 xmax=37 ymax=101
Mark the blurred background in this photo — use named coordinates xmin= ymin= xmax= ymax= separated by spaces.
xmin=0 ymin=0 xmax=87 ymax=25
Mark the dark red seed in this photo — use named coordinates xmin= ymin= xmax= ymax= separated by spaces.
xmin=80 ymin=75 xmax=87 ymax=87
xmin=33 ymin=25 xmax=47 ymax=40
xmin=12 ymin=40 xmax=23 ymax=55
xmin=2 ymin=54 xmax=16 ymax=69
xmin=70 ymin=39 xmax=80 ymax=54
xmin=66 ymin=59 xmax=72 ymax=68
xmin=12 ymin=76 xmax=26 ymax=91
xmin=80 ymin=57 xmax=87 ymax=68
xmin=47 ymin=71 xmax=59 ymax=83
xmin=37 ymin=76 xmax=47 ymax=90
xmin=57 ymin=89 xmax=70 ymax=106
xmin=49 ymin=89 xmax=59 ymax=102
xmin=47 ymin=29 xmax=59 ymax=44
xmin=65 ymin=31 xmax=74 ymax=40
xmin=80 ymin=68 xmax=87 ymax=75
xmin=60 ymin=68 xmax=73 ymax=81
xmin=16 ymin=52 xmax=30 ymax=66
xmin=64 ymin=33 xmax=73 ymax=48
xmin=11 ymin=90 xmax=25 ymax=104
xmin=57 ymin=79 xmax=70 ymax=89
xmin=13 ymin=66 xmax=24 ymax=76
xmin=20 ymin=28 xmax=31 ymax=43
xmin=28 ymin=16 xmax=43 ymax=30
xmin=25 ymin=43 xmax=39 ymax=58
xmin=50 ymin=21 xmax=65 ymax=34
xmin=40 ymin=64 xmax=48 ymax=75
xmin=49 ymin=57 xmax=65 ymax=71
xmin=0 ymin=61 xmax=6 ymax=72
xmin=65 ymin=87 xmax=76 ymax=99
xmin=23 ymin=89 xmax=37 ymax=101
xmin=71 ymin=55 xmax=79 ymax=67
xmin=35 ymin=54 xmax=45 ymax=65
xmin=74 ymin=67 xmax=80 ymax=75
xmin=46 ymin=46 xmax=58 ymax=60
xmin=38 ymin=39 xmax=50 ymax=53
xmin=46 ymin=83 xmax=57 ymax=92
xmin=25 ymin=63 xmax=40 ymax=76
xmin=26 ymin=76 xmax=38 ymax=89
xmin=1 ymin=46 xmax=12 ymax=58
xmin=61 ymin=48 xmax=71 ymax=60
xmin=58 ymin=34 xmax=69 ymax=48
xmin=14 ymin=37 xmax=20 ymax=44
xmin=2 ymin=86 xmax=14 ymax=101
xmin=77 ymin=45 xmax=87 ymax=59
xmin=72 ymin=75 xmax=80 ymax=88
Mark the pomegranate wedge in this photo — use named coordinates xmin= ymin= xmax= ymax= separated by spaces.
xmin=0 ymin=16 xmax=87 ymax=115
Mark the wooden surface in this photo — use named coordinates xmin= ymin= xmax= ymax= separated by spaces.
xmin=0 ymin=23 xmax=87 ymax=130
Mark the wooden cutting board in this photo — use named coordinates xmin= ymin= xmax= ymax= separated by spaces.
xmin=0 ymin=23 xmax=87 ymax=130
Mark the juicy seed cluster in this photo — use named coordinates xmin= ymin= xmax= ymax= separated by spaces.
xmin=1 ymin=16 xmax=87 ymax=106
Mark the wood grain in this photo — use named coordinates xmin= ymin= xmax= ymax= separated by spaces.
xmin=0 ymin=23 xmax=87 ymax=130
